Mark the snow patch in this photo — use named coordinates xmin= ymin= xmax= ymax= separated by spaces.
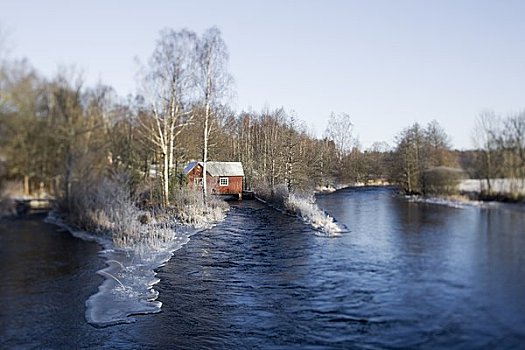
xmin=315 ymin=185 xmax=337 ymax=194
xmin=459 ymin=178 xmax=525 ymax=195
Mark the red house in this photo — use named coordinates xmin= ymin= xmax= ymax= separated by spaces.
xmin=183 ymin=161 xmax=244 ymax=198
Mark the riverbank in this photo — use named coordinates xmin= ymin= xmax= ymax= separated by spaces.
xmin=315 ymin=181 xmax=391 ymax=194
xmin=44 ymin=211 xmax=194 ymax=326
xmin=406 ymin=192 xmax=525 ymax=213
xmin=351 ymin=179 xmax=525 ymax=209
xmin=459 ymin=179 xmax=525 ymax=203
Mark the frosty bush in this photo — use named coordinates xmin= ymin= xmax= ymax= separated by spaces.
xmin=422 ymin=167 xmax=466 ymax=196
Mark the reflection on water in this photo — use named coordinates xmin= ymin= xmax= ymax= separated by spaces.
xmin=1 ymin=188 xmax=524 ymax=349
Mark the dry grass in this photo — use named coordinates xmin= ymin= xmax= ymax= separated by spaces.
xmin=172 ymin=188 xmax=229 ymax=227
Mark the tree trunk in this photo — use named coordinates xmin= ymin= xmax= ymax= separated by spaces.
xmin=485 ymin=150 xmax=492 ymax=195
xmin=202 ymin=50 xmax=213 ymax=201
xmin=24 ymin=175 xmax=30 ymax=196
xmin=162 ymin=151 xmax=170 ymax=206
xmin=203 ymin=100 xmax=210 ymax=200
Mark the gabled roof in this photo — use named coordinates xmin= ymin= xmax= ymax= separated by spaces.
xmin=184 ymin=161 xmax=244 ymax=177
xmin=183 ymin=161 xmax=199 ymax=174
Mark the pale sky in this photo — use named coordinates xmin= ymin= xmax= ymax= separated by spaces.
xmin=1 ymin=0 xmax=524 ymax=149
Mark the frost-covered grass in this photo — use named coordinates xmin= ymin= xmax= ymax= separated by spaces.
xmin=57 ymin=174 xmax=228 ymax=250
xmin=171 ymin=188 xmax=229 ymax=228
xmin=285 ymin=192 xmax=344 ymax=237
xmin=255 ymin=183 xmax=344 ymax=237
xmin=51 ymin=174 xmax=229 ymax=326
xmin=57 ymin=175 xmax=170 ymax=250
xmin=407 ymin=194 xmax=483 ymax=209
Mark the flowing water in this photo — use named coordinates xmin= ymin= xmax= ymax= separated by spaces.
xmin=1 ymin=187 xmax=524 ymax=349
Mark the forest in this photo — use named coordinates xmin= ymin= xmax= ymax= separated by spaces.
xmin=1 ymin=27 xmax=525 ymax=240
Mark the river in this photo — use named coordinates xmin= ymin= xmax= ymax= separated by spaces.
xmin=1 ymin=187 xmax=524 ymax=349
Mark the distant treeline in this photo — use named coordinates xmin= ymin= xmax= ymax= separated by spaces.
xmin=1 ymin=27 xmax=524 ymax=211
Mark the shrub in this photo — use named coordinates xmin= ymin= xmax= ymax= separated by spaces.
xmin=423 ymin=167 xmax=466 ymax=196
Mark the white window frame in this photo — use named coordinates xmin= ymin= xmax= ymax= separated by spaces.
xmin=219 ymin=177 xmax=229 ymax=186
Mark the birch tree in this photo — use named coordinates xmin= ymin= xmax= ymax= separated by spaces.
xmin=196 ymin=27 xmax=232 ymax=198
xmin=140 ymin=29 xmax=197 ymax=206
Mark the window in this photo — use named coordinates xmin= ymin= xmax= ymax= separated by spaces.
xmin=194 ymin=178 xmax=203 ymax=186
xmin=219 ymin=177 xmax=229 ymax=186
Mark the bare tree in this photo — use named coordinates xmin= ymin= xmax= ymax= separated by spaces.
xmin=0 ymin=60 xmax=43 ymax=195
xmin=425 ymin=120 xmax=453 ymax=167
xmin=502 ymin=111 xmax=525 ymax=195
xmin=390 ymin=121 xmax=454 ymax=194
xmin=139 ymin=29 xmax=197 ymax=206
xmin=325 ymin=112 xmax=355 ymax=162
xmin=472 ymin=110 xmax=500 ymax=194
xmin=392 ymin=124 xmax=424 ymax=193
xmin=504 ymin=111 xmax=525 ymax=164
xmin=0 ymin=22 xmax=12 ymax=64
xmin=362 ymin=141 xmax=390 ymax=183
xmin=197 ymin=26 xmax=232 ymax=198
